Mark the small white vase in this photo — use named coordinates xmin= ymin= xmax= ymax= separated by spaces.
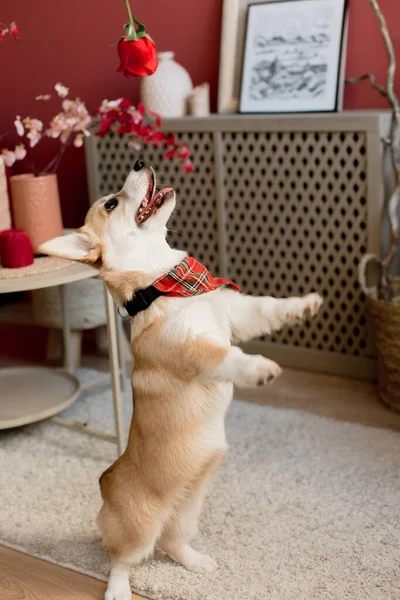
xmin=140 ymin=51 xmax=193 ymax=117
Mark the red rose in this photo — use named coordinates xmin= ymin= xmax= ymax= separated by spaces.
xmin=117 ymin=37 xmax=158 ymax=78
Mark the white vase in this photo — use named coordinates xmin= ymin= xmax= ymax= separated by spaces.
xmin=140 ymin=51 xmax=193 ymax=117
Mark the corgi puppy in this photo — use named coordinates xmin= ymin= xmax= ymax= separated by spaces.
xmin=40 ymin=160 xmax=323 ymax=600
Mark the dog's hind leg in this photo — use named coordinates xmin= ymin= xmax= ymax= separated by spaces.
xmin=99 ymin=503 xmax=163 ymax=600
xmin=158 ymin=451 xmax=225 ymax=573
xmin=226 ymin=290 xmax=323 ymax=343
xmin=105 ymin=559 xmax=137 ymax=600
xmin=106 ymin=548 xmax=154 ymax=600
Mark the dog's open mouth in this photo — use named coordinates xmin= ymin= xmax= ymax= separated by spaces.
xmin=136 ymin=176 xmax=173 ymax=225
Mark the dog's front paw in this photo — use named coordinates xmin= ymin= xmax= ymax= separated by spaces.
xmin=285 ymin=293 xmax=323 ymax=325
xmin=238 ymin=355 xmax=282 ymax=388
xmin=254 ymin=356 xmax=282 ymax=386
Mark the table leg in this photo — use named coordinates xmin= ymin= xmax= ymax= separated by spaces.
xmin=104 ymin=284 xmax=125 ymax=456
xmin=60 ymin=285 xmax=73 ymax=373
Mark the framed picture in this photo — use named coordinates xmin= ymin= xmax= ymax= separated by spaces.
xmin=239 ymin=0 xmax=348 ymax=114
xmin=218 ymin=0 xmax=268 ymax=113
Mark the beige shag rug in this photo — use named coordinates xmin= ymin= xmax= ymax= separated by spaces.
xmin=0 ymin=369 xmax=399 ymax=600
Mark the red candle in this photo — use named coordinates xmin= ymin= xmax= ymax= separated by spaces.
xmin=0 ymin=228 xmax=34 ymax=268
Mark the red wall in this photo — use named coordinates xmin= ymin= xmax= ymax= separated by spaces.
xmin=0 ymin=0 xmax=399 ymax=228
xmin=0 ymin=0 xmax=223 ymax=227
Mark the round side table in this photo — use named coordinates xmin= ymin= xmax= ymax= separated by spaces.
xmin=0 ymin=257 xmax=126 ymax=455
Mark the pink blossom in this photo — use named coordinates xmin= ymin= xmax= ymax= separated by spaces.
xmin=23 ymin=117 xmax=44 ymax=148
xmin=0 ymin=25 xmax=8 ymax=41
xmin=27 ymin=130 xmax=42 ymax=147
xmin=1 ymin=145 xmax=26 ymax=167
xmin=128 ymin=139 xmax=142 ymax=151
xmin=60 ymin=131 xmax=70 ymax=144
xmin=36 ymin=94 xmax=51 ymax=101
xmin=1 ymin=149 xmax=16 ymax=167
xmin=98 ymin=98 xmax=123 ymax=114
xmin=23 ymin=117 xmax=44 ymax=132
xmin=9 ymin=21 xmax=18 ymax=38
xmin=55 ymin=83 xmax=69 ymax=98
xmin=73 ymin=134 xmax=84 ymax=148
xmin=14 ymin=115 xmax=24 ymax=136
xmin=14 ymin=144 xmax=27 ymax=160
xmin=47 ymin=97 xmax=91 ymax=143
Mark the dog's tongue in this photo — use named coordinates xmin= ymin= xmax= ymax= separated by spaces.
xmin=153 ymin=187 xmax=173 ymax=204
xmin=136 ymin=187 xmax=174 ymax=224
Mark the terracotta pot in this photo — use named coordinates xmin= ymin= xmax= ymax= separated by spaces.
xmin=10 ymin=173 xmax=64 ymax=253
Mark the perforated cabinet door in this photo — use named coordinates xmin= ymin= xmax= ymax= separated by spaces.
xmin=223 ymin=130 xmax=371 ymax=357
xmin=87 ymin=113 xmax=387 ymax=378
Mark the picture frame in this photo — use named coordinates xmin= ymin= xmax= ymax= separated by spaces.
xmin=218 ymin=0 xmax=268 ymax=113
xmin=239 ymin=0 xmax=348 ymax=114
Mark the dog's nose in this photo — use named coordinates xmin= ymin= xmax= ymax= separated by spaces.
xmin=133 ymin=159 xmax=145 ymax=171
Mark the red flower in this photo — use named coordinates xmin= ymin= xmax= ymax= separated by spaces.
xmin=183 ymin=160 xmax=194 ymax=173
xmin=164 ymin=148 xmax=177 ymax=159
xmin=165 ymin=134 xmax=176 ymax=147
xmin=117 ymin=37 xmax=158 ymax=78
xmin=96 ymin=119 xmax=113 ymax=135
xmin=9 ymin=21 xmax=18 ymax=39
xmin=115 ymin=123 xmax=132 ymax=135
xmin=118 ymin=97 xmax=132 ymax=110
xmin=147 ymin=131 xmax=165 ymax=146
xmin=94 ymin=97 xmax=193 ymax=172
xmin=178 ymin=146 xmax=190 ymax=159
xmin=149 ymin=110 xmax=162 ymax=128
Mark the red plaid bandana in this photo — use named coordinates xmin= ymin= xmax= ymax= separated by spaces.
xmin=152 ymin=257 xmax=240 ymax=296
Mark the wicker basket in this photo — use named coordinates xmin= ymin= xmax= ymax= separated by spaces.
xmin=367 ymin=277 xmax=400 ymax=412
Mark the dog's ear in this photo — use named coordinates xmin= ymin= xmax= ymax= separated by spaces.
xmin=38 ymin=228 xmax=101 ymax=264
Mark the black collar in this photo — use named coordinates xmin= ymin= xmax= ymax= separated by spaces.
xmin=118 ymin=285 xmax=164 ymax=319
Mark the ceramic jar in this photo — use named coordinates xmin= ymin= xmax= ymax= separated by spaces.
xmin=140 ymin=51 xmax=193 ymax=117
xmin=10 ymin=173 xmax=64 ymax=254
xmin=189 ymin=83 xmax=211 ymax=117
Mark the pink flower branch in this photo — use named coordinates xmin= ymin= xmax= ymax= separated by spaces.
xmin=1 ymin=85 xmax=193 ymax=182
xmin=42 ymin=132 xmax=75 ymax=174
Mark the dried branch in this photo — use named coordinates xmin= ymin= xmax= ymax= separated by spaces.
xmin=41 ymin=132 xmax=75 ymax=175
xmin=369 ymin=0 xmax=400 ymax=300
xmin=348 ymin=0 xmax=400 ymax=300
xmin=345 ymin=73 xmax=388 ymax=98
xmin=368 ymin=0 xmax=400 ymax=127
xmin=384 ymin=186 xmax=400 ymax=254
